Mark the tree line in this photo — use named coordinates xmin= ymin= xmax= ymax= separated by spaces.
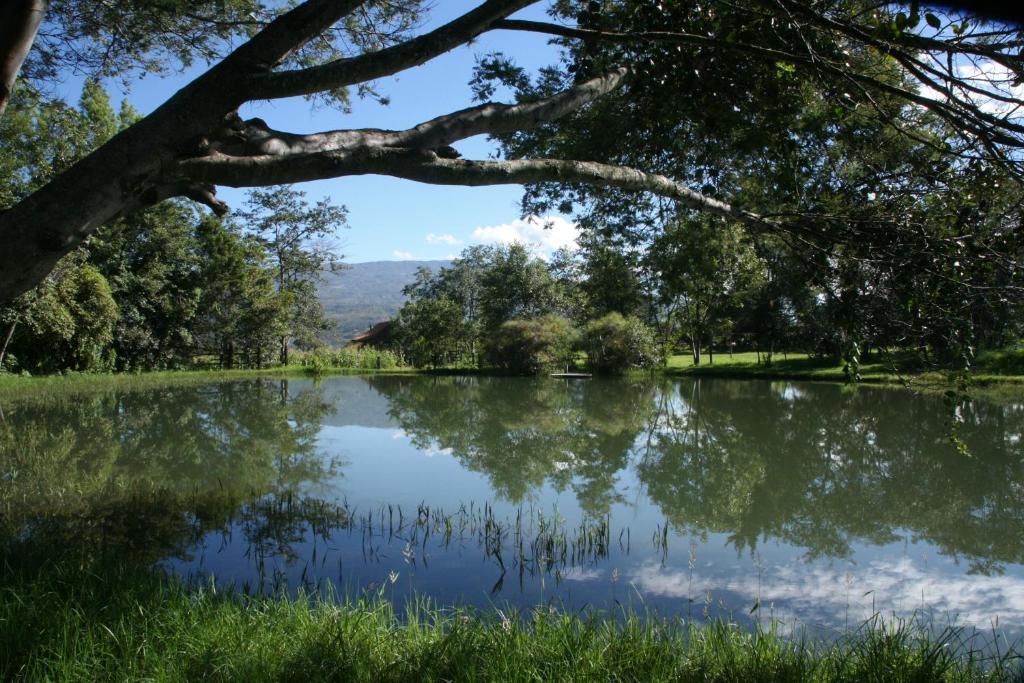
xmin=393 ymin=187 xmax=1023 ymax=374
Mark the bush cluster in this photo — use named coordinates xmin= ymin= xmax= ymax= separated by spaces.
xmin=484 ymin=313 xmax=661 ymax=375
xmin=487 ymin=315 xmax=578 ymax=375
xmin=583 ymin=313 xmax=663 ymax=374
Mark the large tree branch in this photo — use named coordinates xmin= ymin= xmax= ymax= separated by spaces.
xmin=214 ymin=0 xmax=367 ymax=75
xmin=250 ymin=0 xmax=536 ymax=101
xmin=220 ymin=67 xmax=633 ymax=156
xmin=0 ymin=0 xmax=373 ymax=301
xmin=179 ymin=147 xmax=776 ymax=232
xmin=0 ymin=0 xmax=47 ymax=118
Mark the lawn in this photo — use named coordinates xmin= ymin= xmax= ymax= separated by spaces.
xmin=665 ymin=348 xmax=1024 ymax=386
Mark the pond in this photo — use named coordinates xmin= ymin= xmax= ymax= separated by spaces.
xmin=2 ymin=375 xmax=1024 ymax=643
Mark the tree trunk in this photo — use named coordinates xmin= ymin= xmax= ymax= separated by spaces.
xmin=280 ymin=336 xmax=289 ymax=366
xmin=0 ymin=0 xmax=47 ymax=119
xmin=0 ymin=317 xmax=17 ymax=370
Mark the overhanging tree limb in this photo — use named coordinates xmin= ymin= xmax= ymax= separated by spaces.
xmin=215 ymin=67 xmax=633 ymax=157
xmin=0 ymin=0 xmax=47 ymax=117
xmin=250 ymin=0 xmax=536 ymax=100
xmin=493 ymin=17 xmax=1024 ymax=155
xmin=181 ymin=147 xmax=775 ymax=232
xmin=2 ymin=0 xmax=1023 ymax=308
xmin=0 ymin=0 xmax=536 ymax=303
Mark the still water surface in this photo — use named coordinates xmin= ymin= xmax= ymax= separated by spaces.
xmin=3 ymin=375 xmax=1024 ymax=639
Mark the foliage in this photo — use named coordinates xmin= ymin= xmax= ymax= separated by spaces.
xmin=582 ymin=313 xmax=661 ymax=374
xmin=86 ymin=201 xmax=203 ymax=371
xmin=477 ymin=1 xmax=1024 ymax=370
xmin=3 ymin=255 xmax=118 ymax=373
xmin=395 ymin=297 xmax=466 ymax=369
xmin=0 ymin=82 xmax=359 ymax=374
xmin=478 ymin=243 xmax=565 ymax=334
xmin=190 ymin=215 xmax=290 ymax=369
xmin=486 ymin=315 xmax=578 ymax=375
xmin=396 ymin=244 xmax=571 ymax=369
xmin=22 ymin=1 xmax=426 ymax=110
xmin=302 ymin=347 xmax=401 ymax=375
xmin=650 ymin=216 xmax=763 ymax=364
xmin=239 ymin=186 xmax=348 ymax=364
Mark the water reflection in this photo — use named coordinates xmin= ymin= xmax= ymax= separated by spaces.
xmin=371 ymin=376 xmax=1024 ymax=574
xmin=1 ymin=381 xmax=338 ymax=567
xmin=2 ymin=375 xmax=1024 ymax=636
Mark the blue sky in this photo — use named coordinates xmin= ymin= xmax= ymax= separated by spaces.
xmin=57 ymin=1 xmax=579 ymax=263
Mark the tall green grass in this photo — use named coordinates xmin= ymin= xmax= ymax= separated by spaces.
xmin=299 ymin=347 xmax=403 ymax=375
xmin=1 ymin=562 xmax=1019 ymax=682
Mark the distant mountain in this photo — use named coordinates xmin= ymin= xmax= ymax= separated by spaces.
xmin=317 ymin=260 xmax=451 ymax=344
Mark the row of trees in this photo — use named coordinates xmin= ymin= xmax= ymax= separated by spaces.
xmin=393 ymin=242 xmax=662 ymax=373
xmin=0 ymin=84 xmax=346 ymax=373
xmin=396 ymin=178 xmax=1023 ymax=374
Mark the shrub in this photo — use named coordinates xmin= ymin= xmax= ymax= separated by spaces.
xmin=333 ymin=347 xmax=400 ymax=370
xmin=583 ymin=313 xmax=662 ymax=374
xmin=487 ymin=315 xmax=578 ymax=375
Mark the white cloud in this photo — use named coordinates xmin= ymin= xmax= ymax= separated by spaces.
xmin=917 ymin=59 xmax=1024 ymax=118
xmin=628 ymin=557 xmax=1024 ymax=631
xmin=559 ymin=567 xmax=604 ymax=582
xmin=426 ymin=233 xmax=463 ymax=246
xmin=393 ymin=250 xmax=416 ymax=260
xmin=471 ymin=215 xmax=579 ymax=259
xmin=957 ymin=61 xmax=1024 ymax=117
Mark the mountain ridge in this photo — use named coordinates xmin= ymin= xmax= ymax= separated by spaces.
xmin=317 ymin=259 xmax=452 ymax=344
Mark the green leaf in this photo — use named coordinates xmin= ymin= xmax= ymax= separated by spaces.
xmin=925 ymin=12 xmax=941 ymax=29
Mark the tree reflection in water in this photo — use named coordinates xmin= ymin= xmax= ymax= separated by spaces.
xmin=371 ymin=376 xmax=1024 ymax=575
xmin=2 ymin=375 xmax=1023 ymax=603
xmin=0 ymin=379 xmax=340 ymax=571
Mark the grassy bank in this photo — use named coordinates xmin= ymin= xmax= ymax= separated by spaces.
xmin=3 ymin=346 xmax=1024 ymax=402
xmin=0 ymin=363 xmax=416 ymax=402
xmin=664 ymin=350 xmax=1024 ymax=387
xmin=1 ymin=564 xmax=1019 ymax=682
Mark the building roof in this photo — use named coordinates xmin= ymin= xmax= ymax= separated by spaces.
xmin=350 ymin=320 xmax=392 ymax=343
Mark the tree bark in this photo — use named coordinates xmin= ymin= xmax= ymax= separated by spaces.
xmin=0 ymin=0 xmax=46 ymax=119
xmin=0 ymin=318 xmax=18 ymax=370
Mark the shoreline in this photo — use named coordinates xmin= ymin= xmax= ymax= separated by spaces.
xmin=2 ymin=352 xmax=1023 ymax=403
